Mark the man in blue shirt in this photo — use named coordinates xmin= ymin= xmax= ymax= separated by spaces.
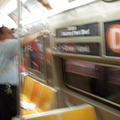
xmin=0 ymin=26 xmax=50 ymax=120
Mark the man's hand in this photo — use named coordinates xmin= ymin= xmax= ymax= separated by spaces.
xmin=21 ymin=30 xmax=51 ymax=47
xmin=37 ymin=30 xmax=51 ymax=38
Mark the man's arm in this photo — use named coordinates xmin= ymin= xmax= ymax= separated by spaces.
xmin=21 ymin=30 xmax=50 ymax=47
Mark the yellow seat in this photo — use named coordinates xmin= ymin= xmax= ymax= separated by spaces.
xmin=62 ymin=105 xmax=96 ymax=120
xmin=23 ymin=104 xmax=97 ymax=120
xmin=21 ymin=76 xmax=34 ymax=102
xmin=37 ymin=85 xmax=56 ymax=112
xmin=20 ymin=76 xmax=57 ymax=116
xmin=30 ymin=80 xmax=43 ymax=104
xmin=21 ymin=79 xmax=43 ymax=115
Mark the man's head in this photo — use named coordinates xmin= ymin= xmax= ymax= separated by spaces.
xmin=0 ymin=26 xmax=13 ymax=41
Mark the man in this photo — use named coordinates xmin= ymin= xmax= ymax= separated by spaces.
xmin=0 ymin=26 xmax=50 ymax=120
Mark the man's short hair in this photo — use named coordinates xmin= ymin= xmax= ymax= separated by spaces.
xmin=0 ymin=26 xmax=5 ymax=34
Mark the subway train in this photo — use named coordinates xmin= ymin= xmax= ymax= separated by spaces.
xmin=0 ymin=0 xmax=120 ymax=120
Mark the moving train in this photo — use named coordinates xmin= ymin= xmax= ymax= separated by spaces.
xmin=0 ymin=0 xmax=120 ymax=120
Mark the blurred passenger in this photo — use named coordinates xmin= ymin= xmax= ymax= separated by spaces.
xmin=0 ymin=26 xmax=50 ymax=120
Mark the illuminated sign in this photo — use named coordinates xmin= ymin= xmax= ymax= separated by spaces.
xmin=57 ymin=43 xmax=100 ymax=56
xmin=104 ymin=20 xmax=120 ymax=57
xmin=56 ymin=23 xmax=100 ymax=38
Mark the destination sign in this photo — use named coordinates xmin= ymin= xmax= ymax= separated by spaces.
xmin=57 ymin=43 xmax=100 ymax=56
xmin=56 ymin=23 xmax=100 ymax=38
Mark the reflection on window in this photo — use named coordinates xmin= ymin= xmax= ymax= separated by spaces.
xmin=63 ymin=59 xmax=120 ymax=106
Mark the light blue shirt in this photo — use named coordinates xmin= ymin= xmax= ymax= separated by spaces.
xmin=0 ymin=39 xmax=19 ymax=85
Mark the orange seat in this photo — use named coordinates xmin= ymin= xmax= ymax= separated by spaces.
xmin=62 ymin=105 xmax=96 ymax=120
xmin=21 ymin=76 xmax=34 ymax=102
xmin=21 ymin=79 xmax=44 ymax=115
xmin=30 ymin=80 xmax=43 ymax=104
xmin=20 ymin=76 xmax=57 ymax=116
xmin=37 ymin=85 xmax=56 ymax=112
xmin=22 ymin=104 xmax=97 ymax=120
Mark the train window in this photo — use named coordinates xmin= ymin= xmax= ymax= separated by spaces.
xmin=62 ymin=59 xmax=120 ymax=109
xmin=23 ymin=39 xmax=45 ymax=76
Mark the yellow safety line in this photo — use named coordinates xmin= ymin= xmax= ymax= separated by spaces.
xmin=0 ymin=62 xmax=18 ymax=72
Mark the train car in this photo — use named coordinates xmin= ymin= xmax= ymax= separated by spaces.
xmin=0 ymin=0 xmax=120 ymax=120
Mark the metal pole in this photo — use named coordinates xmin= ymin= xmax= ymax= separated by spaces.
xmin=16 ymin=0 xmax=22 ymax=117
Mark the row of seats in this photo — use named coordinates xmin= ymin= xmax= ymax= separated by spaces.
xmin=23 ymin=104 xmax=97 ymax=120
xmin=20 ymin=76 xmax=97 ymax=120
xmin=20 ymin=76 xmax=57 ymax=116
